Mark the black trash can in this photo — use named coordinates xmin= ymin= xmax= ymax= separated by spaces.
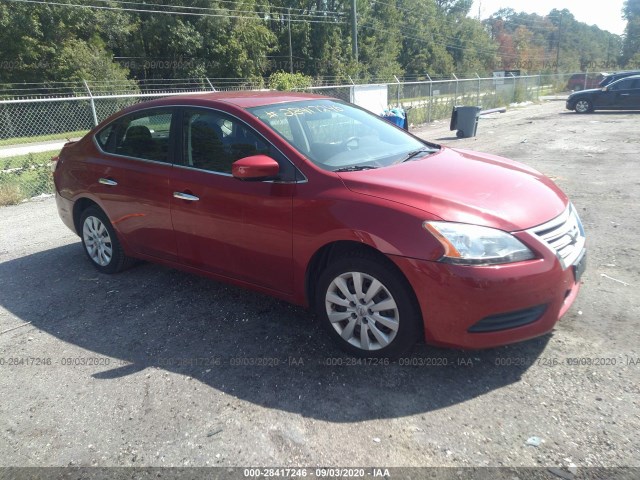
xmin=450 ymin=106 xmax=481 ymax=138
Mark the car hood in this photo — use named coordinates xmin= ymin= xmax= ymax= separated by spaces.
xmin=337 ymin=147 xmax=568 ymax=231
xmin=569 ymin=88 xmax=602 ymax=98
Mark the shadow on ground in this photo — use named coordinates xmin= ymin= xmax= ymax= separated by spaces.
xmin=0 ymin=244 xmax=550 ymax=423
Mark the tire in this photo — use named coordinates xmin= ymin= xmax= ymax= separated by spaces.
xmin=315 ymin=251 xmax=421 ymax=359
xmin=79 ymin=206 xmax=133 ymax=274
xmin=574 ymin=99 xmax=593 ymax=113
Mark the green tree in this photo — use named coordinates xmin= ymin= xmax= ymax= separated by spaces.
xmin=52 ymin=38 xmax=132 ymax=84
xmin=397 ymin=0 xmax=455 ymax=77
xmin=268 ymin=71 xmax=313 ymax=90
xmin=622 ymin=0 xmax=640 ymax=67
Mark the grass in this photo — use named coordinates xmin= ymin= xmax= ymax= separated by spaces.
xmin=0 ymin=150 xmax=58 ymax=170
xmin=0 ymin=183 xmax=24 ymax=206
xmin=0 ymin=150 xmax=56 ymax=205
xmin=0 ymin=130 xmax=88 ymax=147
xmin=404 ymin=82 xmax=552 ymax=127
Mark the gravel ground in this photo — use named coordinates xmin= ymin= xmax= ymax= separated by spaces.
xmin=0 ymin=100 xmax=638 ymax=474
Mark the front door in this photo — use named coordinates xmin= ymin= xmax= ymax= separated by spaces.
xmin=169 ymin=107 xmax=297 ymax=294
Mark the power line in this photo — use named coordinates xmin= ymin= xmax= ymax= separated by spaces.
xmin=365 ymin=0 xmax=555 ymax=55
xmin=5 ymin=0 xmax=346 ymax=24
xmin=88 ymin=0 xmax=345 ymax=20
xmin=360 ymin=22 xmax=556 ymax=63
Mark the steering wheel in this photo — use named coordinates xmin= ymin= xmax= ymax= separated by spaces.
xmin=341 ymin=136 xmax=359 ymax=151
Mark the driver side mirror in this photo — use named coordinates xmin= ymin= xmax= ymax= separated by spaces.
xmin=232 ymin=155 xmax=280 ymax=181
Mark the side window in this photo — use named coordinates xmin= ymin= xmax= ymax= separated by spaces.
xmin=610 ymin=79 xmax=632 ymax=91
xmin=96 ymin=109 xmax=173 ymax=163
xmin=182 ymin=109 xmax=273 ymax=175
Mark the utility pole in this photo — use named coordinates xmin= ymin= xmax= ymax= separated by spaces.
xmin=351 ymin=0 xmax=358 ymax=62
xmin=288 ymin=8 xmax=293 ymax=73
xmin=555 ymin=12 xmax=562 ymax=73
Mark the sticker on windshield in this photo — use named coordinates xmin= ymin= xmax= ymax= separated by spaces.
xmin=264 ymin=104 xmax=345 ymax=118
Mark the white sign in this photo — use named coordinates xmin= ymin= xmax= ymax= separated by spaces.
xmin=350 ymin=84 xmax=389 ymax=115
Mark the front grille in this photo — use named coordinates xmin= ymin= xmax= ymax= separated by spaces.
xmin=529 ymin=204 xmax=586 ymax=269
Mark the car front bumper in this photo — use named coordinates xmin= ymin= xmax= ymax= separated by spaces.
xmin=390 ymin=246 xmax=584 ymax=349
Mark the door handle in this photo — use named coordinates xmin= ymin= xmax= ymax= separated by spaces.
xmin=173 ymin=192 xmax=200 ymax=201
xmin=620 ymin=93 xmax=630 ymax=96
xmin=98 ymin=178 xmax=118 ymax=186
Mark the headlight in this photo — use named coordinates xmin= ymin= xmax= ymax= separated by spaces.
xmin=423 ymin=222 xmax=535 ymax=265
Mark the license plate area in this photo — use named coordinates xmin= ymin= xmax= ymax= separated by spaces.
xmin=573 ymin=250 xmax=587 ymax=283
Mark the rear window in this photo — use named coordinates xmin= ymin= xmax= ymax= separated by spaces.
xmin=96 ymin=109 xmax=174 ymax=163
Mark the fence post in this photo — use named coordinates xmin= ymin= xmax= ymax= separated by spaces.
xmin=205 ymin=77 xmax=217 ymax=92
xmin=83 ymin=80 xmax=99 ymax=127
xmin=426 ymin=74 xmax=433 ymax=123
xmin=393 ymin=75 xmax=400 ymax=106
xmin=476 ymin=73 xmax=480 ymax=105
xmin=453 ymin=73 xmax=458 ymax=102
xmin=509 ymin=72 xmax=516 ymax=103
xmin=537 ymin=72 xmax=542 ymax=99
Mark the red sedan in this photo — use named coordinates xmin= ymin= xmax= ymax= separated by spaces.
xmin=53 ymin=92 xmax=586 ymax=357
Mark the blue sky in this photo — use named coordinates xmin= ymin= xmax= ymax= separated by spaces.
xmin=470 ymin=0 xmax=627 ymax=35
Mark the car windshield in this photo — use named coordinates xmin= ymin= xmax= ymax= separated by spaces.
xmin=248 ymin=99 xmax=437 ymax=171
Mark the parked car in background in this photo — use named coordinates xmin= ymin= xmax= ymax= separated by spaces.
xmin=53 ymin=92 xmax=586 ymax=358
xmin=598 ymin=70 xmax=640 ymax=87
xmin=566 ymin=75 xmax=640 ymax=113
xmin=566 ymin=72 xmax=607 ymax=91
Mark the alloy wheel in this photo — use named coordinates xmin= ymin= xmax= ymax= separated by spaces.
xmin=82 ymin=215 xmax=113 ymax=266
xmin=325 ymin=271 xmax=400 ymax=351
xmin=575 ymin=100 xmax=591 ymax=113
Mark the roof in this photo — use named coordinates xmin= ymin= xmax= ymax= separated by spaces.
xmin=162 ymin=90 xmax=329 ymax=109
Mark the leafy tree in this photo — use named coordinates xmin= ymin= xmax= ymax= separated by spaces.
xmin=268 ymin=71 xmax=313 ymax=90
xmin=52 ymin=38 xmax=132 ymax=84
xmin=622 ymin=0 xmax=640 ymax=67
xmin=0 ymin=0 xmax=628 ymax=89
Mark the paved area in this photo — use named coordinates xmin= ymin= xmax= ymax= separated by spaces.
xmin=0 ymin=101 xmax=638 ymax=471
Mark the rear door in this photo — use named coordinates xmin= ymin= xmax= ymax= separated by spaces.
xmin=92 ymin=107 xmax=178 ymax=261
xmin=169 ymin=107 xmax=297 ymax=293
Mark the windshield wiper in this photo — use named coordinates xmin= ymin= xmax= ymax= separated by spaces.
xmin=333 ymin=165 xmax=379 ymax=172
xmin=400 ymin=147 xmax=436 ymax=163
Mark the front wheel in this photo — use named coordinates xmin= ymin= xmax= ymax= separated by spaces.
xmin=315 ymin=253 xmax=421 ymax=358
xmin=574 ymin=99 xmax=593 ymax=113
xmin=80 ymin=206 xmax=133 ymax=274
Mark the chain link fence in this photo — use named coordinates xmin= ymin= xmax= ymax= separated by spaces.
xmin=0 ymin=73 xmax=574 ymax=206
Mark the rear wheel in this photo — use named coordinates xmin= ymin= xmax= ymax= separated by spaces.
xmin=80 ymin=206 xmax=133 ymax=274
xmin=574 ymin=99 xmax=593 ymax=113
xmin=315 ymin=252 xmax=421 ymax=358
